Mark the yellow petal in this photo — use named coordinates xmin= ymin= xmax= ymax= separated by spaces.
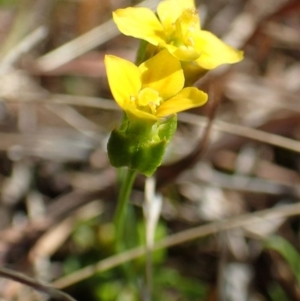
xmin=157 ymin=0 xmax=195 ymax=30
xmin=139 ymin=50 xmax=184 ymax=99
xmin=157 ymin=87 xmax=207 ymax=117
xmin=194 ymin=31 xmax=244 ymax=69
xmin=105 ymin=55 xmax=141 ymax=109
xmin=113 ymin=8 xmax=165 ymax=45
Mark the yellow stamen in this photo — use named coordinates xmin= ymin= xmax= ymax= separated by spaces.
xmin=138 ymin=87 xmax=162 ymax=114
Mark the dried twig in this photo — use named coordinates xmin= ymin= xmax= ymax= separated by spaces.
xmin=0 ymin=267 xmax=77 ymax=301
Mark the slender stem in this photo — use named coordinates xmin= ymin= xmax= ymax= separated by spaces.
xmin=114 ymin=168 xmax=137 ymax=250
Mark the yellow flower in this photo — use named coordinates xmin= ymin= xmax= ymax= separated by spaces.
xmin=105 ymin=50 xmax=207 ymax=121
xmin=113 ymin=0 xmax=243 ymax=70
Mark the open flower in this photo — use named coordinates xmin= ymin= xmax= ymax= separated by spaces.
xmin=113 ymin=0 xmax=243 ymax=70
xmin=105 ymin=50 xmax=207 ymax=121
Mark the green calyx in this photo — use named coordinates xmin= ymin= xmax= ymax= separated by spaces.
xmin=107 ymin=114 xmax=177 ymax=176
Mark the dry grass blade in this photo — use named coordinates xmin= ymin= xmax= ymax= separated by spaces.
xmin=0 ymin=26 xmax=48 ymax=74
xmin=52 ymin=202 xmax=300 ymax=289
xmin=179 ymin=113 xmax=300 ymax=153
xmin=143 ymin=177 xmax=162 ymax=301
xmin=36 ymin=0 xmax=161 ymax=72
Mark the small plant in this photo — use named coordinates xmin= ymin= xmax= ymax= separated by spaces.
xmin=105 ymin=0 xmax=243 ymax=299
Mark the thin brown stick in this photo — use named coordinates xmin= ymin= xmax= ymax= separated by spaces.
xmin=157 ymin=87 xmax=220 ymax=187
xmin=0 ymin=267 xmax=77 ymax=301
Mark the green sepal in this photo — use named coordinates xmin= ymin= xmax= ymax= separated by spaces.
xmin=107 ymin=115 xmax=177 ymax=176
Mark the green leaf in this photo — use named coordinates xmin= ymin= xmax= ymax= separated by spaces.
xmin=264 ymin=235 xmax=300 ymax=283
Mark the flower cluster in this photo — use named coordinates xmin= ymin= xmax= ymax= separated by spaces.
xmin=105 ymin=0 xmax=243 ymax=176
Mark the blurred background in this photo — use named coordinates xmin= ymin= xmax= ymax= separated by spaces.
xmin=0 ymin=0 xmax=300 ymax=300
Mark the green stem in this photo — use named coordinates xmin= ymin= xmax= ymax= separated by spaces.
xmin=114 ymin=168 xmax=137 ymax=251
